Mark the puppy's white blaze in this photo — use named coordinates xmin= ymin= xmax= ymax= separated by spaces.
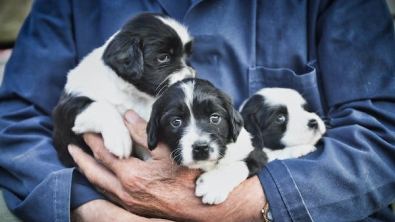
xmin=178 ymin=80 xmax=198 ymax=165
xmin=178 ymin=80 xmax=223 ymax=170
xmin=218 ymin=128 xmax=254 ymax=166
xmin=180 ymin=80 xmax=195 ymax=110
xmin=156 ymin=16 xmax=192 ymax=45
xmin=168 ymin=66 xmax=196 ymax=85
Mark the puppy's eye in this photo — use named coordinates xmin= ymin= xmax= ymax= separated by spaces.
xmin=275 ymin=115 xmax=287 ymax=124
xmin=210 ymin=113 xmax=221 ymax=124
xmin=123 ymin=58 xmax=131 ymax=65
xmin=171 ymin=117 xmax=182 ymax=128
xmin=158 ymin=54 xmax=171 ymax=63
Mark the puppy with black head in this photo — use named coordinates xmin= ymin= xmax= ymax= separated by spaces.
xmin=240 ymin=88 xmax=326 ymax=161
xmin=147 ymin=78 xmax=267 ymax=205
xmin=52 ymin=13 xmax=195 ymax=167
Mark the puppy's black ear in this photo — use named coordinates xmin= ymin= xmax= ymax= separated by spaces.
xmin=240 ymin=96 xmax=264 ymax=149
xmin=241 ymin=112 xmax=264 ymax=149
xmin=147 ymin=107 xmax=160 ymax=150
xmin=102 ymin=35 xmax=144 ymax=82
xmin=226 ymin=103 xmax=244 ymax=142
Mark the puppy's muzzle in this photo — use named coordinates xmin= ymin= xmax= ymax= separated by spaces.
xmin=307 ymin=116 xmax=326 ymax=135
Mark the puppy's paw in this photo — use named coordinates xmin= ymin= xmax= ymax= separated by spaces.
xmin=72 ymin=120 xmax=97 ymax=134
xmin=195 ymin=173 xmax=231 ymax=205
xmin=102 ymin=126 xmax=132 ymax=158
xmin=291 ymin=145 xmax=316 ymax=158
xmin=264 ymin=145 xmax=316 ymax=161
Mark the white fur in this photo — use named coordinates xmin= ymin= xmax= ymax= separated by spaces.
xmin=157 ymin=16 xmax=192 ymax=45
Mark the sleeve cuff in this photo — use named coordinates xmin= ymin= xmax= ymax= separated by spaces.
xmin=258 ymin=160 xmax=313 ymax=222
xmin=70 ymin=169 xmax=105 ymax=210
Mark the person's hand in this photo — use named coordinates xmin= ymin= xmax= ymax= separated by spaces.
xmin=71 ymin=199 xmax=172 ymax=222
xmin=69 ymin=109 xmax=266 ymax=221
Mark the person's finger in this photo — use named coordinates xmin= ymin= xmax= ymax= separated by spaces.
xmin=68 ymin=144 xmax=126 ymax=205
xmin=82 ymin=132 xmax=142 ymax=172
xmin=123 ymin=109 xmax=149 ymax=148
xmin=123 ymin=110 xmax=172 ymax=159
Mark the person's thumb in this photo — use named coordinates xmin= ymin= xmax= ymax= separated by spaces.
xmin=123 ymin=109 xmax=149 ymax=149
xmin=123 ymin=109 xmax=172 ymax=160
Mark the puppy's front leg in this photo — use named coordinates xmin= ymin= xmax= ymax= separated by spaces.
xmin=263 ymin=145 xmax=316 ymax=161
xmin=72 ymin=101 xmax=132 ymax=158
xmin=195 ymin=161 xmax=249 ymax=205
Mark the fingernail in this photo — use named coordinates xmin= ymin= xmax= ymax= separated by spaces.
xmin=125 ymin=110 xmax=141 ymax=124
xmin=68 ymin=145 xmax=76 ymax=156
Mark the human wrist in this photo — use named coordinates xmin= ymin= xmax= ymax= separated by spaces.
xmin=241 ymin=176 xmax=267 ymax=222
xmin=190 ymin=175 xmax=266 ymax=222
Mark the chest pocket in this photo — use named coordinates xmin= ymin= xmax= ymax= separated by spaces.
xmin=248 ymin=61 xmax=323 ymax=116
xmin=249 ymin=1 xmax=324 ymax=115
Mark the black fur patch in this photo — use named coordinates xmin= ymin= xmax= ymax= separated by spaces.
xmin=241 ymin=94 xmax=288 ymax=150
xmin=52 ymin=92 xmax=93 ymax=167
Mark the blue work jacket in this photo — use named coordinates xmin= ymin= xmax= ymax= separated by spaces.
xmin=0 ymin=0 xmax=394 ymax=221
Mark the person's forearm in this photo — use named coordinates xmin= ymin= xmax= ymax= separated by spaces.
xmin=71 ymin=199 xmax=174 ymax=222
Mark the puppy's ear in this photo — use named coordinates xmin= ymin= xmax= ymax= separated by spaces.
xmin=226 ymin=103 xmax=244 ymax=142
xmin=146 ymin=108 xmax=160 ymax=150
xmin=241 ymin=112 xmax=264 ymax=149
xmin=102 ymin=35 xmax=144 ymax=82
xmin=240 ymin=96 xmax=264 ymax=149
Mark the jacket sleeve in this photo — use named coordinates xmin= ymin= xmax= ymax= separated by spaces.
xmin=258 ymin=0 xmax=395 ymax=221
xmin=0 ymin=0 xmax=103 ymax=221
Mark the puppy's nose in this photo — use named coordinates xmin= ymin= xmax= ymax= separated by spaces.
xmin=193 ymin=141 xmax=209 ymax=153
xmin=308 ymin=119 xmax=318 ymax=129
xmin=192 ymin=141 xmax=210 ymax=161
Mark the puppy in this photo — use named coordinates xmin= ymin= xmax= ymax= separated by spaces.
xmin=147 ymin=78 xmax=267 ymax=205
xmin=240 ymin=88 xmax=326 ymax=161
xmin=52 ymin=13 xmax=195 ymax=167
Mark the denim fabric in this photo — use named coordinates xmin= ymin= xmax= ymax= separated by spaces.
xmin=0 ymin=0 xmax=394 ymax=221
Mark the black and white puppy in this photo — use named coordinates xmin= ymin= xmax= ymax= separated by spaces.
xmin=52 ymin=13 xmax=195 ymax=167
xmin=147 ymin=78 xmax=267 ymax=205
xmin=240 ymin=88 xmax=326 ymax=161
